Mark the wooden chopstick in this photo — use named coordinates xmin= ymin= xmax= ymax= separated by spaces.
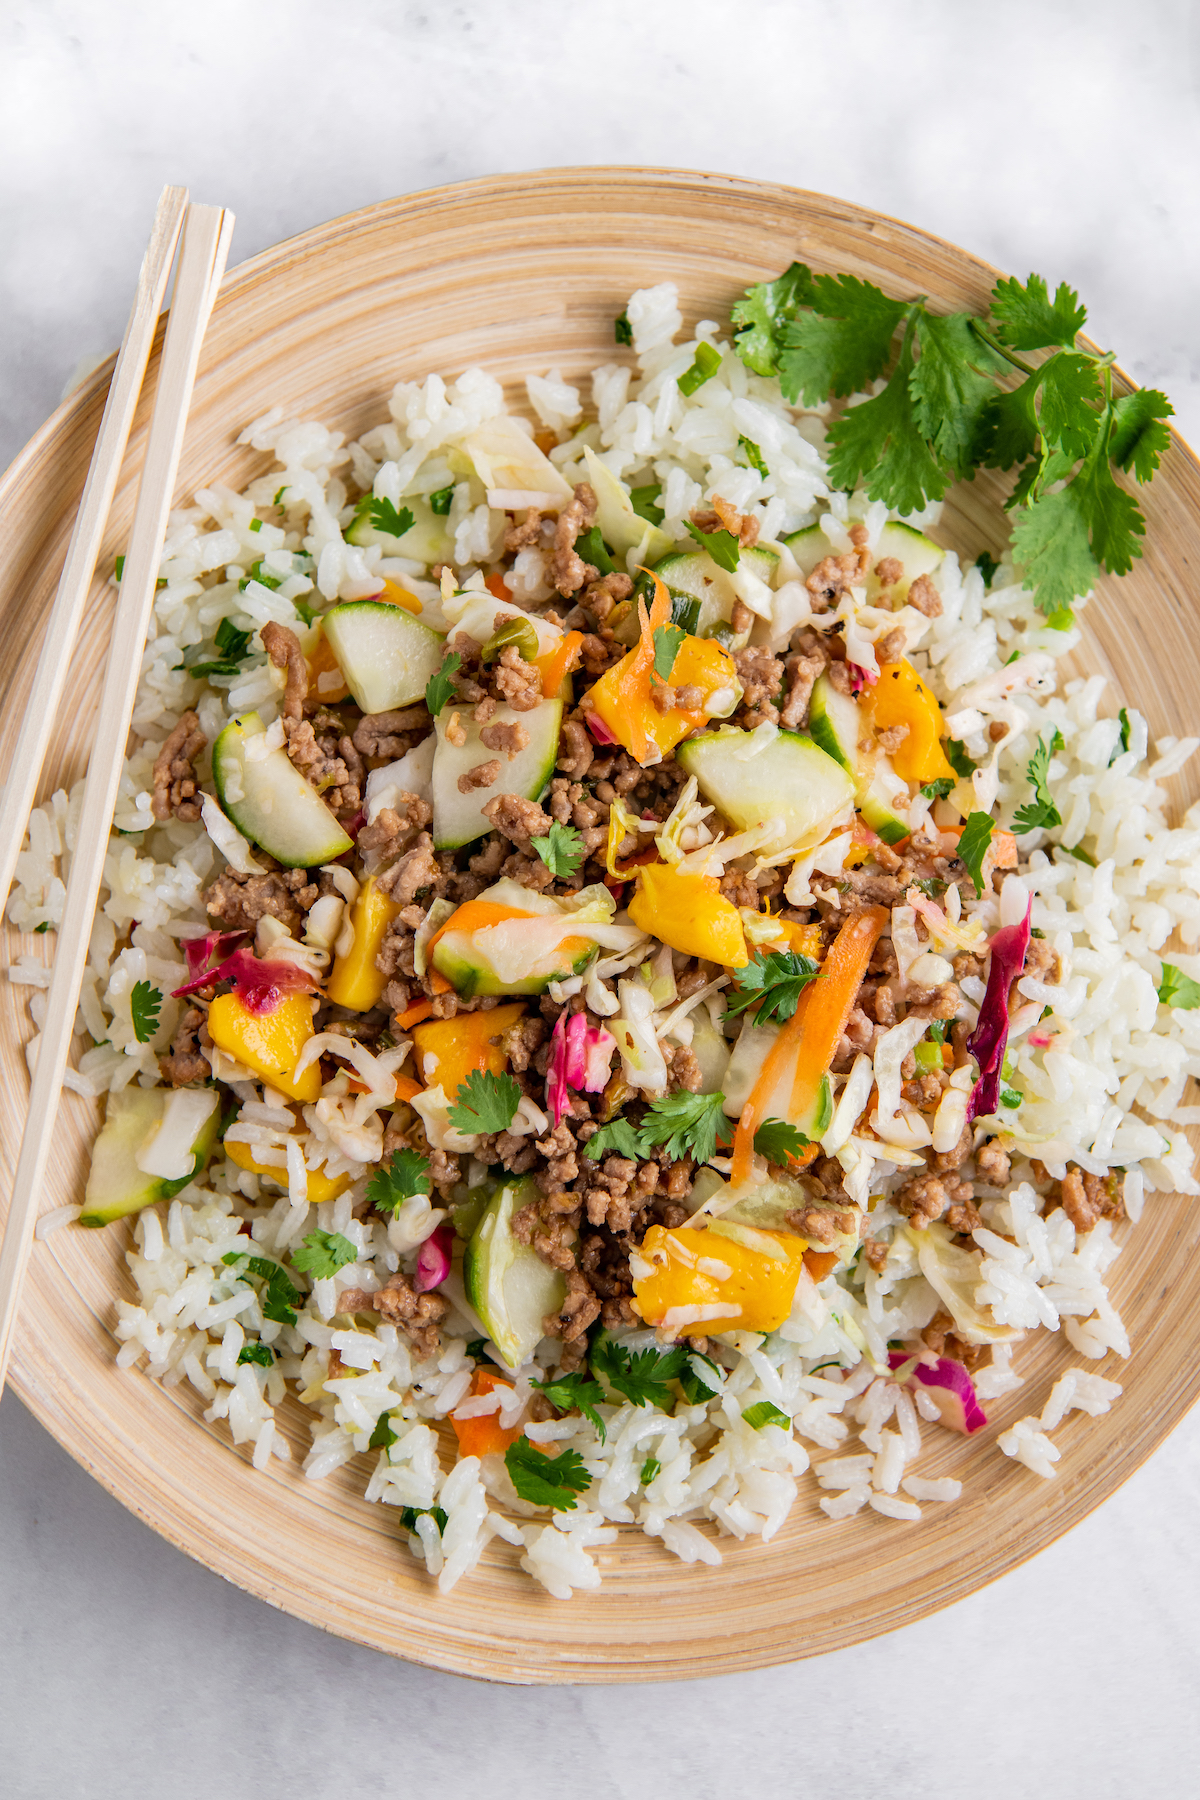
xmin=0 ymin=185 xmax=188 ymax=913
xmin=0 ymin=202 xmax=235 ymax=1390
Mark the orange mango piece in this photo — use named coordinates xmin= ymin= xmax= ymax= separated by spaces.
xmin=327 ymin=876 xmax=402 ymax=1013
xmin=535 ymin=629 xmax=583 ymax=699
xmin=632 ymin=1224 xmax=809 ymax=1336
xmin=378 ymin=577 xmax=423 ymax=614
xmin=628 ymin=863 xmax=748 ymax=968
xmin=207 ymin=990 xmax=321 ymax=1103
xmin=409 ymin=1001 xmax=526 ymax=1099
xmin=224 ymin=1139 xmax=349 ymax=1205
xmin=862 ymin=659 xmax=955 ymax=786
xmin=587 ymin=631 xmax=739 ymax=763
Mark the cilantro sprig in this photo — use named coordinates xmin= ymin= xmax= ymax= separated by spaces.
xmin=532 ymin=1371 xmax=608 ymax=1440
xmin=1158 ymin=963 xmax=1200 ymax=1009
xmin=731 ymin=262 xmax=1173 ymax=612
xmin=685 ymin=518 xmax=740 ymax=572
xmin=366 ymin=1148 xmax=432 ymax=1216
xmin=1013 ymin=732 xmax=1064 ymax=834
xmin=353 ymin=495 xmax=415 ymax=540
xmin=725 ymin=948 xmax=820 ymax=1027
xmin=652 ymin=622 xmax=686 ymax=681
xmin=957 ymin=812 xmax=996 ymax=897
xmin=583 ymin=1091 xmax=732 ymax=1165
xmin=425 ymin=650 xmax=462 ymax=716
xmin=448 ymin=1069 xmax=521 ymax=1136
xmin=130 ymin=979 xmax=163 ymax=1044
xmin=504 ymin=1438 xmax=591 ymax=1510
xmin=591 ymin=1336 xmax=689 ymax=1410
xmin=292 ymin=1229 xmax=358 ymax=1280
xmin=221 ymin=1250 xmax=302 ymax=1327
xmin=753 ymin=1118 xmax=811 ymax=1166
xmin=530 ymin=820 xmax=585 ymax=880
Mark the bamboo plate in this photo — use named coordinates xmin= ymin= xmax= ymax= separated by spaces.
xmin=2 ymin=168 xmax=1199 ymax=1685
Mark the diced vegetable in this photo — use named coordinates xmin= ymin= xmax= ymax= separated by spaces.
xmin=860 ymin=658 xmax=955 ymax=786
xmin=321 ymin=600 xmax=446 ymax=715
xmin=430 ymin=697 xmax=563 ymax=850
xmin=326 ymin=876 xmax=402 ymax=1012
xmin=464 ymin=1176 xmax=567 ymax=1369
xmin=409 ymin=1001 xmax=526 ymax=1097
xmin=207 ymin=990 xmax=321 ymax=1103
xmin=211 ymin=712 xmax=353 ymax=868
xmin=305 ymin=626 xmax=349 ymax=704
xmin=224 ymin=1139 xmax=349 ymax=1206
xmin=966 ymin=895 xmax=1032 ymax=1120
xmin=654 ymin=545 xmax=779 ymax=646
xmin=545 ymin=1009 xmax=617 ymax=1127
xmin=887 ymin=1349 xmax=988 ymax=1434
xmin=628 ymin=863 xmax=748 ymax=968
xmin=449 ymin=1367 xmax=525 ymax=1459
xmin=415 ymin=1223 xmax=454 ymax=1293
xmin=631 ymin=1222 xmax=808 ymax=1335
xmin=345 ymin=494 xmax=454 ymax=565
xmin=81 ymin=1087 xmax=224 ymax=1227
xmin=585 ymin=631 xmax=741 ymax=762
xmin=674 ymin=725 xmax=855 ymax=856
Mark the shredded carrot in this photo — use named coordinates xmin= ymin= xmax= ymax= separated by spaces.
xmin=803 ymin=1248 xmax=839 ymax=1283
xmin=731 ymin=906 xmax=888 ymax=1187
xmin=536 ymin=629 xmax=584 ymax=697
xmin=393 ymin=1075 xmax=423 ymax=1103
xmin=424 ymin=898 xmax=537 ymax=966
xmin=448 ymin=1368 xmax=525 ymax=1460
xmin=484 ymin=571 xmax=512 ymax=603
xmin=377 ymin=577 xmax=422 ymax=614
xmin=392 ymin=996 xmax=434 ymax=1031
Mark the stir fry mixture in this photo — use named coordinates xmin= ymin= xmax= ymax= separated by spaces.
xmin=29 ymin=266 xmax=1194 ymax=1580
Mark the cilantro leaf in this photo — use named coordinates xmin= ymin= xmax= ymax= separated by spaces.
xmin=921 ymin=776 xmax=956 ymax=801
xmin=532 ymin=1371 xmax=608 ymax=1440
xmin=974 ymin=551 xmax=1000 ymax=586
xmin=591 ymin=1336 xmax=689 ymax=1410
xmin=398 ymin=1504 xmax=447 ymax=1535
xmin=652 ymin=622 xmax=686 ymax=681
xmin=826 ymin=326 xmax=951 ymax=515
xmin=677 ymin=1351 xmax=723 ymax=1404
xmin=945 ymin=737 xmax=974 ymax=778
xmin=130 ymin=979 xmax=163 ymax=1044
xmin=1037 ymin=352 xmax=1104 ymax=461
xmin=614 ymin=310 xmax=633 ymax=346
xmin=1013 ymin=734 xmax=1063 ymax=834
xmin=990 ymin=273 xmax=1086 ymax=350
xmin=982 ymin=372 xmax=1042 ymax=470
xmin=530 ymin=819 xmax=585 ymax=880
xmin=636 ymin=1090 xmax=731 ymax=1165
xmin=575 ymin=525 xmax=617 ymax=576
xmin=355 ymin=495 xmax=415 ymax=540
xmin=1010 ymin=485 xmax=1100 ymax=616
xmin=428 ymin=484 xmax=455 ymax=515
xmin=741 ymin=1400 xmax=791 ymax=1431
xmin=738 ymin=435 xmax=768 ymax=477
xmin=909 ymin=310 xmax=1010 ymax=478
xmin=686 ymin=519 xmax=740 ymax=572
xmin=366 ymin=1147 xmax=432 ymax=1216
xmin=730 ymin=261 xmax=815 ymax=375
xmin=725 ymin=948 xmax=820 ymax=1027
xmin=778 ymin=273 xmax=908 ymax=405
xmin=425 ymin=650 xmax=462 ymax=716
xmin=678 ymin=340 xmax=722 ymax=397
xmin=753 ymin=1117 xmax=811 ymax=1166
xmin=1059 ymin=843 xmax=1097 ymax=868
xmin=630 ymin=482 xmax=664 ymax=526
xmin=956 ymin=812 xmax=996 ymax=896
xmin=1158 ymin=963 xmax=1200 ymax=1009
xmin=448 ymin=1069 xmax=521 ymax=1136
xmin=582 ymin=1116 xmax=646 ymax=1162
xmin=292 ymin=1229 xmax=358 ymax=1280
xmin=369 ymin=1412 xmax=398 ymax=1451
xmin=641 ymin=1457 xmax=661 ymax=1484
xmin=1110 ymin=388 xmax=1174 ymax=484
xmin=216 ymin=615 xmax=253 ymax=660
xmin=237 ymin=1342 xmax=274 ymax=1367
xmin=504 ymin=1438 xmax=591 ymax=1510
xmin=223 ymin=1252 xmax=301 ymax=1327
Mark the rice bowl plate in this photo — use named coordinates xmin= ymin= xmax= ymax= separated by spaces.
xmin=3 ymin=172 xmax=1199 ymax=1680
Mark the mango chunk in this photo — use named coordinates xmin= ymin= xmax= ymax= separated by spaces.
xmin=207 ymin=990 xmax=321 ymax=1103
xmin=632 ymin=1223 xmax=808 ymax=1336
xmin=327 ymin=876 xmax=402 ymax=1012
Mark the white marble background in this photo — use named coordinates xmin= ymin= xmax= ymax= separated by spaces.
xmin=1 ymin=1 xmax=1199 ymax=1794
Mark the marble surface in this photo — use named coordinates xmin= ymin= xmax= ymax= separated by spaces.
xmin=1 ymin=1 xmax=1199 ymax=1793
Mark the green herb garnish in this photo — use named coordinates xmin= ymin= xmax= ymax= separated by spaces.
xmin=678 ymin=340 xmax=722 ymax=397
xmin=530 ymin=820 xmax=585 ymax=880
xmin=292 ymin=1230 xmax=358 ymax=1280
xmin=1158 ymin=963 xmax=1200 ymax=1009
xmin=753 ymin=1118 xmax=812 ymax=1165
xmin=428 ymin=485 xmax=455 ymax=515
xmin=366 ymin=1148 xmax=432 ymax=1217
xmin=957 ymin=812 xmax=996 ymax=896
xmin=532 ymin=1371 xmax=608 ymax=1441
xmin=685 ymin=518 xmax=740 ymax=572
xmin=447 ymin=1069 xmax=521 ymax=1136
xmin=130 ymin=980 xmax=163 ymax=1044
xmin=504 ymin=1439 xmax=591 ymax=1511
xmin=425 ymin=650 xmax=462 ymax=716
xmin=725 ymin=949 xmax=821 ymax=1027
xmin=354 ymin=495 xmax=415 ymax=540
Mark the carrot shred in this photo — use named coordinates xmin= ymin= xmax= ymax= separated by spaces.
xmin=536 ymin=629 xmax=584 ymax=697
xmin=392 ymin=997 xmax=434 ymax=1031
xmin=449 ymin=1368 xmax=524 ymax=1459
xmin=484 ymin=571 xmax=512 ymax=602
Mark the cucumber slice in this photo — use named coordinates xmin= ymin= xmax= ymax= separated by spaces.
xmin=858 ymin=776 xmax=912 ymax=846
xmin=721 ymin=1020 xmax=832 ymax=1141
xmin=674 ymin=725 xmax=854 ymax=854
xmin=212 ymin=712 xmax=353 ymax=868
xmin=431 ymin=697 xmax=562 ymax=850
xmin=719 ymin=1175 xmax=858 ymax=1266
xmin=321 ymin=600 xmax=445 ymax=715
xmin=784 ymin=520 xmax=942 ymax=606
xmin=433 ymin=924 xmax=597 ymax=998
xmin=655 ymin=546 xmax=779 ymax=648
xmin=80 ymin=1087 xmax=223 ymax=1228
xmin=344 ymin=495 xmax=453 ymax=566
xmin=581 ymin=446 xmax=674 ymax=566
xmin=463 ymin=1176 xmax=566 ymax=1370
xmin=807 ymin=674 xmax=912 ymax=845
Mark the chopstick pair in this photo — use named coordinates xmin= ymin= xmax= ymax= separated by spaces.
xmin=0 ymin=188 xmax=235 ymax=1390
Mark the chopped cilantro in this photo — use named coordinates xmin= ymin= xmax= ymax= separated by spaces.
xmin=447 ymin=1069 xmax=521 ymax=1136
xmin=238 ymin=560 xmax=282 ymax=593
xmin=641 ymin=1457 xmax=661 ymax=1484
xmin=677 ymin=1351 xmax=722 ymax=1405
xmin=921 ymin=776 xmax=956 ymax=801
xmin=366 ymin=1148 xmax=432 ymax=1217
xmin=636 ymin=1090 xmax=731 ymax=1165
xmin=530 ymin=820 xmax=585 ymax=880
xmin=354 ymin=495 xmax=415 ymax=540
xmin=1060 ymin=843 xmax=1098 ymax=867
xmin=425 ymin=650 xmax=462 ymax=716
xmin=582 ymin=1116 xmax=646 ymax=1162
xmin=929 ymin=1018 xmax=947 ymax=1044
xmin=398 ymin=1504 xmax=447 ymax=1535
xmin=216 ymin=616 xmax=253 ymax=660
xmin=292 ymin=1229 xmax=358 ymax=1280
xmin=237 ymin=1342 xmax=274 ymax=1367
xmin=293 ymin=595 xmax=317 ymax=627
xmin=738 ymin=435 xmax=768 ymax=477
xmin=725 ymin=948 xmax=820 ymax=1027
xmin=614 ymin=310 xmax=633 ymax=346
xmin=1013 ymin=734 xmax=1063 ymax=834
xmin=957 ymin=812 xmax=996 ymax=896
xmin=652 ymin=622 xmax=686 ymax=681
xmin=575 ymin=526 xmax=617 ymax=576
xmin=753 ymin=1117 xmax=811 ymax=1165
xmin=369 ymin=1413 xmax=398 ymax=1451
xmin=591 ymin=1336 xmax=688 ymax=1411
xmin=504 ymin=1438 xmax=591 ymax=1510
xmin=428 ymin=484 xmax=455 ymax=515
xmin=741 ymin=1400 xmax=791 ymax=1431
xmin=1158 ymin=963 xmax=1200 ymax=1009
xmin=33 ymin=921 xmax=51 ymax=934
xmin=222 ymin=1252 xmax=301 ymax=1327
xmin=465 ymin=1339 xmax=491 ymax=1362
xmin=130 ymin=980 xmax=163 ymax=1044
xmin=685 ymin=518 xmax=740 ymax=572
xmin=945 ymin=737 xmax=975 ymax=778
xmin=975 ymin=551 xmax=1001 ymax=586
xmin=677 ymin=340 xmax=722 ymax=397
xmin=629 ymin=482 xmax=665 ymax=526
xmin=532 ymin=1371 xmax=608 ymax=1440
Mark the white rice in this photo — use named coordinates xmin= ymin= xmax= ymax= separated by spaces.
xmin=8 ymin=280 xmax=1197 ymax=1595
